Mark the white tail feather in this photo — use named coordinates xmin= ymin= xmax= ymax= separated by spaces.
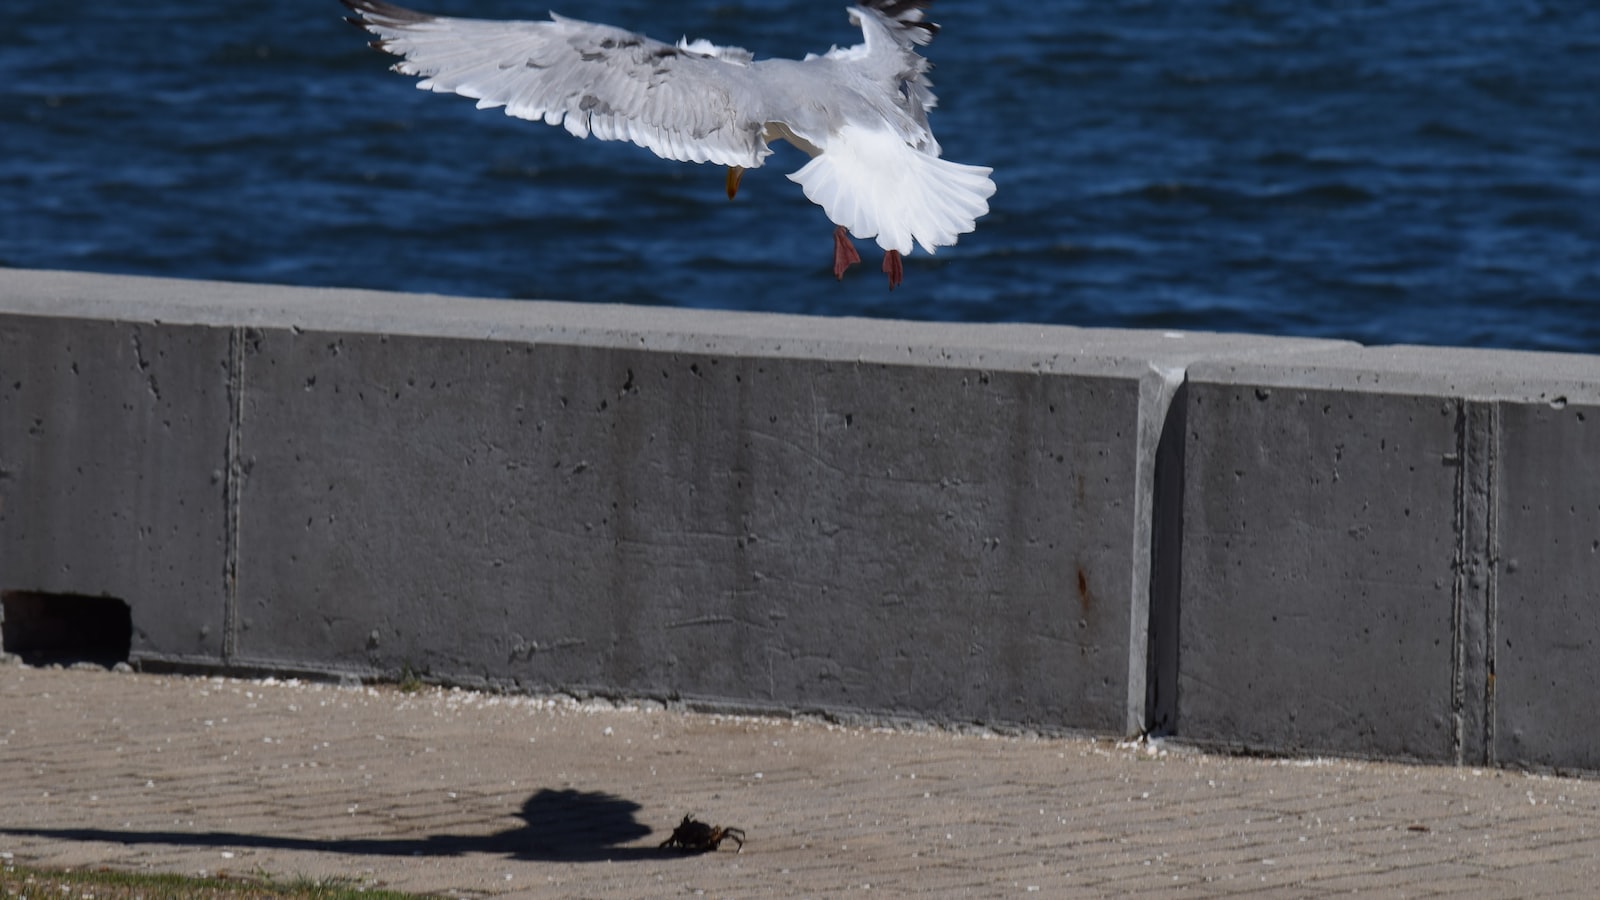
xmin=787 ymin=124 xmax=995 ymax=256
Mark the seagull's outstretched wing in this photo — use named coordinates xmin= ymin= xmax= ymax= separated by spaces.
xmin=344 ymin=0 xmax=995 ymax=279
xmin=342 ymin=0 xmax=773 ymax=168
xmin=822 ymin=0 xmax=942 ymax=146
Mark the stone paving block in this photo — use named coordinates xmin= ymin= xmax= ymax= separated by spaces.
xmin=8 ymin=667 xmax=1600 ymax=895
xmin=1485 ymin=840 xmax=1600 ymax=870
xmin=1310 ymin=860 xmax=1482 ymax=893
xmin=1107 ymin=864 xmax=1203 ymax=883
xmin=1411 ymin=875 xmax=1522 ymax=897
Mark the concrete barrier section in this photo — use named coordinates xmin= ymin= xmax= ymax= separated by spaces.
xmin=1494 ymin=397 xmax=1600 ymax=770
xmin=0 ymin=312 xmax=233 ymax=664
xmin=234 ymin=329 xmax=1152 ymax=730
xmin=6 ymin=267 xmax=1600 ymax=770
xmin=1179 ymin=348 xmax=1600 ymax=769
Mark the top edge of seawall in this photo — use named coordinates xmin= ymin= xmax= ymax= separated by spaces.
xmin=0 ymin=268 xmax=1356 ymax=380
xmin=1187 ymin=341 xmax=1600 ymax=405
xmin=8 ymin=267 xmax=1596 ymax=397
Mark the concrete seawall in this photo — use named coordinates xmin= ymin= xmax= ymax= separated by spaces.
xmin=3 ymin=268 xmax=1597 ymax=771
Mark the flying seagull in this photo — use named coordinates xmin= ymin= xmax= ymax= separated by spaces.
xmin=342 ymin=0 xmax=995 ymax=289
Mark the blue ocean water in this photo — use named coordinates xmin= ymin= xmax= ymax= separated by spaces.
xmin=2 ymin=0 xmax=1597 ymax=350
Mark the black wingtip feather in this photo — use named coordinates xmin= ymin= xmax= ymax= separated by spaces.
xmin=340 ymin=0 xmax=437 ymax=55
xmin=860 ymin=0 xmax=940 ymax=41
xmin=340 ymin=0 xmax=436 ymax=26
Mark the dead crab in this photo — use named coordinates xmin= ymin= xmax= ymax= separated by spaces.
xmin=659 ymin=814 xmax=745 ymax=853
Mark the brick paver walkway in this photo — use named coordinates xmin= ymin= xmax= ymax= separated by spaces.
xmin=3 ymin=663 xmax=1599 ymax=897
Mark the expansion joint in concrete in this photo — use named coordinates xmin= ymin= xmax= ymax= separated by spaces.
xmin=221 ymin=325 xmax=246 ymax=664
xmin=1450 ymin=400 xmax=1467 ymax=764
xmin=1479 ymin=402 xmax=1501 ymax=768
xmin=1144 ymin=376 xmax=1187 ymax=738
xmin=1449 ymin=400 xmax=1500 ymax=766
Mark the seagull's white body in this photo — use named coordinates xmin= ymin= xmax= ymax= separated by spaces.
xmin=343 ymin=0 xmax=995 ymax=286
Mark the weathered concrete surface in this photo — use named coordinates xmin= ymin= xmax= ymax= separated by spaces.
xmin=236 ymin=331 xmax=1155 ymax=732
xmin=1494 ymin=397 xmax=1600 ymax=771
xmin=11 ymin=267 xmax=1600 ymax=768
xmin=0 ymin=313 xmax=232 ymax=665
xmin=1180 ymin=346 xmax=1600 ymax=769
xmin=0 ymin=268 xmax=1348 ymax=737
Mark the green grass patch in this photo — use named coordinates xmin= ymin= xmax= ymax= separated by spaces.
xmin=395 ymin=663 xmax=425 ymax=694
xmin=0 ymin=861 xmax=430 ymax=899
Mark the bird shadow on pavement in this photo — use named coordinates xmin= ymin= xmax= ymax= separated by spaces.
xmin=1 ymin=787 xmax=691 ymax=863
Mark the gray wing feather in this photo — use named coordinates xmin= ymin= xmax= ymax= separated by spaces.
xmin=344 ymin=0 xmax=773 ymax=168
xmin=344 ymin=0 xmax=995 ymax=257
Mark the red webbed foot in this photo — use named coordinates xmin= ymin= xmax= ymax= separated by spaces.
xmin=832 ymin=225 xmax=861 ymax=280
xmin=882 ymin=249 xmax=903 ymax=290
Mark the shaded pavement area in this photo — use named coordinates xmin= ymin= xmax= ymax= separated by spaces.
xmin=3 ymin=663 xmax=1599 ymax=897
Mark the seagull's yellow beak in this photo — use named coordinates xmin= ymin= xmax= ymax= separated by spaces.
xmin=725 ymin=166 xmax=744 ymax=200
